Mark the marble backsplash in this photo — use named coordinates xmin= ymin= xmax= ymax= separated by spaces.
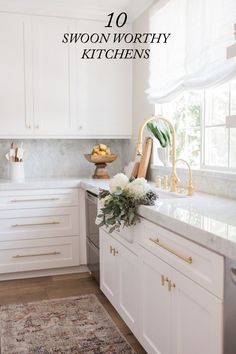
xmin=0 ymin=138 xmax=235 ymax=200
xmin=149 ymin=165 xmax=236 ymax=200
xmin=0 ymin=139 xmax=131 ymax=179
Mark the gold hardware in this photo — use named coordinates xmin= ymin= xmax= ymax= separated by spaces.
xmin=113 ymin=248 xmax=119 ymax=256
xmin=161 ymin=274 xmax=169 ymax=286
xmin=175 ymin=159 xmax=194 ymax=196
xmin=163 ymin=175 xmax=169 ymax=190
xmin=110 ymin=246 xmax=114 ymax=254
xmin=12 ymin=221 xmax=60 ymax=227
xmin=155 ymin=176 xmax=162 ymax=188
xmin=12 ymin=251 xmax=61 ymax=259
xmin=167 ymin=280 xmax=176 ymax=292
xmin=149 ymin=238 xmax=193 ymax=264
xmin=136 ymin=115 xmax=179 ymax=192
xmin=10 ymin=198 xmax=59 ymax=203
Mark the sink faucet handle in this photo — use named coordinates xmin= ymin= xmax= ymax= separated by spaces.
xmin=171 ymin=173 xmax=179 ymax=192
xmin=155 ymin=176 xmax=162 ymax=188
xmin=163 ymin=175 xmax=169 ymax=190
xmin=186 ymin=179 xmax=194 ymax=196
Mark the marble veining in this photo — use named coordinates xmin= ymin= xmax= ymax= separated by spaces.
xmin=0 ymin=139 xmax=130 ymax=179
xmin=0 ymin=177 xmax=236 ymax=259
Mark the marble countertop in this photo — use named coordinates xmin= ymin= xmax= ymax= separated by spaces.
xmin=0 ymin=177 xmax=236 ymax=259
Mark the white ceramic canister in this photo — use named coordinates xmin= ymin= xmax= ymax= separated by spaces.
xmin=9 ymin=162 xmax=25 ymax=181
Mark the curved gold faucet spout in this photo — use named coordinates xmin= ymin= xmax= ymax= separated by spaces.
xmin=175 ymin=159 xmax=194 ymax=196
xmin=137 ymin=115 xmax=179 ymax=192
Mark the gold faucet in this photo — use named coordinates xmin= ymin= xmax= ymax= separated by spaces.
xmin=175 ymin=159 xmax=194 ymax=196
xmin=137 ymin=115 xmax=179 ymax=192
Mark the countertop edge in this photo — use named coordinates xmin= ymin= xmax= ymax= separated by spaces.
xmin=0 ymin=177 xmax=235 ymax=259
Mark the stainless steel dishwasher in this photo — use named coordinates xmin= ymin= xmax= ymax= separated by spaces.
xmin=86 ymin=191 xmax=100 ymax=284
xmin=224 ymin=257 xmax=236 ymax=354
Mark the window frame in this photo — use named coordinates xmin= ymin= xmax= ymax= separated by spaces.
xmin=153 ymin=81 xmax=236 ymax=173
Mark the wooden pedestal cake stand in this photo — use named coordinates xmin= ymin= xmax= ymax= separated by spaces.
xmin=84 ymin=154 xmax=117 ymax=179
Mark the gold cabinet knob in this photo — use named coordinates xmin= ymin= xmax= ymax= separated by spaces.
xmin=113 ymin=248 xmax=119 ymax=256
xmin=167 ymin=280 xmax=176 ymax=292
xmin=161 ymin=274 xmax=169 ymax=286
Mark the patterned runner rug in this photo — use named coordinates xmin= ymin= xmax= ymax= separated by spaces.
xmin=0 ymin=294 xmax=135 ymax=353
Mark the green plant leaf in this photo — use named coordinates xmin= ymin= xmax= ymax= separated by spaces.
xmin=147 ymin=122 xmax=171 ymax=148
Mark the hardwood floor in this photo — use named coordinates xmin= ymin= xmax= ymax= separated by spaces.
xmin=0 ymin=272 xmax=146 ymax=354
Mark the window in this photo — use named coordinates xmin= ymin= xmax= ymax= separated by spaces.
xmin=154 ymin=78 xmax=236 ymax=171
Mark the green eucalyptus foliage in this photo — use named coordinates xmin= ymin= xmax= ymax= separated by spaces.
xmin=98 ymin=189 xmax=158 ymax=233
xmin=147 ymin=122 xmax=171 ymax=148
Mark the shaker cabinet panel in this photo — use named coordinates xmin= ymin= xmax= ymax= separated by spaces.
xmin=172 ymin=270 xmax=223 ymax=354
xmin=100 ymin=229 xmax=118 ymax=305
xmin=100 ymin=229 xmax=139 ymax=334
xmin=139 ymin=248 xmax=172 ymax=354
xmin=0 ymin=14 xmax=132 ymax=138
xmin=0 ymin=14 xmax=33 ymax=136
xmin=32 ymin=17 xmax=74 ymax=136
xmin=74 ymin=20 xmax=132 ymax=137
xmin=117 ymin=241 xmax=139 ymax=334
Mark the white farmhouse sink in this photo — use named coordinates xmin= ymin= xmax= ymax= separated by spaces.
xmin=153 ymin=188 xmax=187 ymax=199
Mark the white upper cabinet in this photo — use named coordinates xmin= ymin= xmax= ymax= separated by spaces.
xmin=32 ymin=17 xmax=74 ymax=136
xmin=73 ymin=20 xmax=132 ymax=138
xmin=0 ymin=13 xmax=33 ymax=136
xmin=0 ymin=13 xmax=132 ymax=138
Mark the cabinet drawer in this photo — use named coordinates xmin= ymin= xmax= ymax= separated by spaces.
xmin=138 ymin=220 xmax=224 ymax=299
xmin=0 ymin=189 xmax=78 ymax=209
xmin=0 ymin=236 xmax=79 ymax=274
xmin=0 ymin=207 xmax=79 ymax=241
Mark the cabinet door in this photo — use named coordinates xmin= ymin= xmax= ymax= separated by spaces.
xmin=0 ymin=14 xmax=33 ymax=136
xmin=99 ymin=229 xmax=118 ymax=306
xmin=172 ymin=269 xmax=223 ymax=354
xmin=32 ymin=17 xmax=73 ymax=136
xmin=73 ymin=20 xmax=132 ymax=138
xmin=117 ymin=241 xmax=139 ymax=335
xmin=139 ymin=248 xmax=172 ymax=354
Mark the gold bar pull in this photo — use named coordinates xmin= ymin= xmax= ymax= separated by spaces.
xmin=149 ymin=238 xmax=193 ymax=264
xmin=161 ymin=275 xmax=169 ymax=286
xmin=12 ymin=251 xmax=61 ymax=259
xmin=110 ymin=246 xmax=114 ymax=254
xmin=10 ymin=198 xmax=59 ymax=203
xmin=11 ymin=221 xmax=60 ymax=227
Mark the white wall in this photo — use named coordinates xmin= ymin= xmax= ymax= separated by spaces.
xmin=129 ymin=2 xmax=156 ymax=160
xmin=132 ymin=7 xmax=155 ymax=136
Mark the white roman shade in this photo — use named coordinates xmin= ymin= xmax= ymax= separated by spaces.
xmin=147 ymin=0 xmax=236 ymax=103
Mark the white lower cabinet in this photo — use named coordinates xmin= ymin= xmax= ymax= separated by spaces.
xmin=139 ymin=248 xmax=223 ymax=354
xmin=100 ymin=225 xmax=224 ymax=354
xmin=100 ymin=229 xmax=117 ymax=304
xmin=0 ymin=236 xmax=79 ymax=273
xmin=0 ymin=188 xmax=80 ymax=278
xmin=139 ymin=248 xmax=172 ymax=354
xmin=172 ymin=269 xmax=223 ymax=354
xmin=100 ymin=229 xmax=139 ymax=334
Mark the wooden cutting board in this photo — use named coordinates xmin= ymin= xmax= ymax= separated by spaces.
xmin=137 ymin=137 xmax=153 ymax=178
xmin=131 ymin=161 xmax=140 ymax=178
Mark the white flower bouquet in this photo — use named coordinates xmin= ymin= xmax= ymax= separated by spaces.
xmin=96 ymin=173 xmax=158 ymax=233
